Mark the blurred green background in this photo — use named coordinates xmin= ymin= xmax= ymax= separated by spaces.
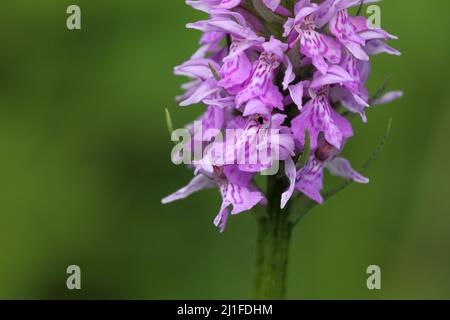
xmin=0 ymin=0 xmax=449 ymax=299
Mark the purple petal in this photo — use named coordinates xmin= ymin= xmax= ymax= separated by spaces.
xmin=214 ymin=204 xmax=230 ymax=233
xmin=263 ymin=36 xmax=288 ymax=60
xmin=281 ymin=157 xmax=297 ymax=209
xmin=289 ymin=82 xmax=304 ymax=110
xmin=162 ymin=174 xmax=216 ymax=204
xmin=291 ymin=92 xmax=346 ymax=149
xmin=175 ymin=58 xmax=221 ymax=80
xmin=300 ymin=30 xmax=341 ymax=75
xmin=330 ymin=9 xmax=365 ymax=45
xmin=216 ymin=0 xmax=241 ymax=9
xmin=220 ymin=179 xmax=266 ymax=216
xmin=296 ymin=156 xmax=324 ymax=204
xmin=325 ymin=157 xmax=369 ymax=183
xmin=263 ymin=0 xmax=281 ymax=11
xmin=236 ymin=53 xmax=284 ymax=109
xmin=365 ymin=40 xmax=401 ymax=56
xmin=282 ymin=55 xmax=295 ymax=90
xmin=243 ymin=99 xmax=273 ymax=117
xmin=187 ymin=18 xmax=263 ymax=42
xmin=179 ymin=79 xmax=220 ymax=107
xmin=311 ymin=65 xmax=353 ymax=88
xmin=371 ymin=91 xmax=403 ymax=106
xmin=219 ymin=48 xmax=252 ymax=90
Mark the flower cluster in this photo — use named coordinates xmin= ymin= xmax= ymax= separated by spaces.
xmin=163 ymin=0 xmax=402 ymax=232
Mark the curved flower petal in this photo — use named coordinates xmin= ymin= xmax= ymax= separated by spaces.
xmin=281 ymin=157 xmax=297 ymax=209
xmin=371 ymin=91 xmax=404 ymax=106
xmin=366 ymin=40 xmax=401 ymax=56
xmin=179 ymin=79 xmax=221 ymax=107
xmin=263 ymin=0 xmax=281 ymax=11
xmin=325 ymin=157 xmax=369 ymax=184
xmin=219 ymin=48 xmax=252 ymax=90
xmin=214 ymin=204 xmax=230 ymax=233
xmin=296 ymin=156 xmax=324 ymax=204
xmin=289 ymin=82 xmax=305 ymax=110
xmin=162 ymin=174 xmax=216 ymax=204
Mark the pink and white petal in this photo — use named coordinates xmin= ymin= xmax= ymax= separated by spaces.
xmin=179 ymin=79 xmax=220 ymax=107
xmin=289 ymin=82 xmax=304 ymax=110
xmin=217 ymin=0 xmax=242 ymax=9
xmin=313 ymin=1 xmax=336 ymax=27
xmin=262 ymin=83 xmax=285 ymax=110
xmin=282 ymin=56 xmax=295 ymax=90
xmin=243 ymin=99 xmax=273 ymax=118
xmin=263 ymin=0 xmax=281 ymax=11
xmin=174 ymin=58 xmax=220 ymax=80
xmin=311 ymin=65 xmax=353 ymax=88
xmin=283 ymin=18 xmax=295 ymax=37
xmin=296 ymin=157 xmax=324 ymax=204
xmin=162 ymin=174 xmax=216 ymax=204
xmin=360 ymin=28 xmax=398 ymax=41
xmin=191 ymin=44 xmax=211 ymax=59
xmin=331 ymin=108 xmax=353 ymax=139
xmin=330 ymin=86 xmax=368 ymax=123
xmin=214 ymin=203 xmax=230 ymax=233
xmin=330 ymin=9 xmax=361 ymax=43
xmin=263 ymin=36 xmax=288 ymax=60
xmin=232 ymin=187 xmax=265 ymax=215
xmin=358 ymin=60 xmax=371 ymax=83
xmin=186 ymin=0 xmax=216 ymax=13
xmin=337 ymin=0 xmax=380 ymax=11
xmin=281 ymin=157 xmax=297 ymax=209
xmin=219 ymin=52 xmax=252 ymax=90
xmin=280 ymin=132 xmax=296 ymax=158
xmin=236 ymin=55 xmax=284 ymax=109
xmin=325 ymin=157 xmax=369 ymax=183
xmin=371 ymin=91 xmax=404 ymax=106
xmin=365 ymin=40 xmax=401 ymax=56
xmin=291 ymin=97 xmax=344 ymax=150
xmin=311 ymin=55 xmax=329 ymax=76
xmin=295 ymin=4 xmax=319 ymax=26
xmin=222 ymin=166 xmax=254 ymax=186
xmin=342 ymin=39 xmax=369 ymax=61
xmin=300 ymin=30 xmax=337 ymax=75
xmin=220 ymin=182 xmax=265 ymax=215
xmin=321 ymin=34 xmax=342 ymax=64
xmin=203 ymin=96 xmax=236 ymax=109
xmin=187 ymin=18 xmax=263 ymax=42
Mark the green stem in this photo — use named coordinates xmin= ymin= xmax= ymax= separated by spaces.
xmin=253 ymin=175 xmax=293 ymax=300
